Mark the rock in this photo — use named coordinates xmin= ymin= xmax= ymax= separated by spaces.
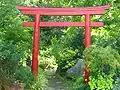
xmin=66 ymin=59 xmax=84 ymax=77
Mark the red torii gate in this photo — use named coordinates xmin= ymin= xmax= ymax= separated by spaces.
xmin=17 ymin=5 xmax=110 ymax=83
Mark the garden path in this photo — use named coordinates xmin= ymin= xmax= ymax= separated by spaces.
xmin=46 ymin=73 xmax=70 ymax=90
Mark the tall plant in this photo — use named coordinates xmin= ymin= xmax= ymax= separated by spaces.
xmin=83 ymin=45 xmax=120 ymax=90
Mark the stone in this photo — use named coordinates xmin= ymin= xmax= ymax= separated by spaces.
xmin=66 ymin=59 xmax=84 ymax=77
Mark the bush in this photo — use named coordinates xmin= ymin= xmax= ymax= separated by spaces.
xmin=0 ymin=41 xmax=23 ymax=86
xmin=39 ymin=48 xmax=57 ymax=71
xmin=0 ymin=41 xmax=48 ymax=90
xmin=112 ymin=78 xmax=120 ymax=90
xmin=72 ymin=76 xmax=90 ymax=90
xmin=83 ymin=45 xmax=120 ymax=90
xmin=15 ymin=66 xmax=34 ymax=89
xmin=15 ymin=67 xmax=48 ymax=90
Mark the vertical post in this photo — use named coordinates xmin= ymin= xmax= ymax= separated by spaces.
xmin=32 ymin=14 xmax=40 ymax=78
xmin=85 ymin=14 xmax=91 ymax=47
xmin=84 ymin=14 xmax=91 ymax=84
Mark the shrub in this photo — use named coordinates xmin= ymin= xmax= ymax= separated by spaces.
xmin=15 ymin=66 xmax=34 ymax=89
xmin=15 ymin=67 xmax=48 ymax=90
xmin=83 ymin=45 xmax=120 ymax=90
xmin=112 ymin=78 xmax=120 ymax=90
xmin=0 ymin=41 xmax=23 ymax=86
xmin=0 ymin=41 xmax=48 ymax=90
xmin=72 ymin=76 xmax=90 ymax=90
xmin=39 ymin=48 xmax=57 ymax=71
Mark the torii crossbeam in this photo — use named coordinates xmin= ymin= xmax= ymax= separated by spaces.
xmin=17 ymin=5 xmax=110 ymax=83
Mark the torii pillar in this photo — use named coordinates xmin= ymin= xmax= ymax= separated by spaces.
xmin=17 ymin=5 xmax=110 ymax=83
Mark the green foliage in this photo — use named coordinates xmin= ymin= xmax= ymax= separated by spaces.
xmin=40 ymin=28 xmax=64 ymax=49
xmin=112 ymin=78 xmax=120 ymax=90
xmin=0 ymin=0 xmax=48 ymax=89
xmin=0 ymin=41 xmax=23 ymax=86
xmin=0 ymin=0 xmax=32 ymax=57
xmin=71 ymin=77 xmax=90 ymax=90
xmin=84 ymin=46 xmax=120 ymax=90
xmin=39 ymin=48 xmax=57 ymax=71
xmin=30 ymin=68 xmax=48 ymax=90
xmin=91 ymin=0 xmax=120 ymax=53
xmin=15 ymin=66 xmax=34 ymax=89
xmin=14 ymin=66 xmax=48 ymax=90
xmin=15 ymin=67 xmax=48 ymax=90
xmin=51 ymin=27 xmax=84 ymax=74
xmin=89 ymin=74 xmax=114 ymax=90
xmin=84 ymin=46 xmax=120 ymax=75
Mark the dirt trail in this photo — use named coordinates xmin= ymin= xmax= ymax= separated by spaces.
xmin=46 ymin=74 xmax=70 ymax=90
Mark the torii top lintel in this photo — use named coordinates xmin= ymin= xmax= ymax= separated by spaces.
xmin=17 ymin=5 xmax=110 ymax=15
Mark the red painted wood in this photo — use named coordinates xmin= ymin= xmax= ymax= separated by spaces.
xmin=17 ymin=5 xmax=110 ymax=12
xmin=85 ymin=14 xmax=91 ymax=47
xmin=21 ymin=10 xmax=104 ymax=15
xmin=84 ymin=65 xmax=90 ymax=84
xmin=17 ymin=5 xmax=110 ymax=15
xmin=22 ymin=22 xmax=104 ymax=27
xmin=32 ymin=14 xmax=40 ymax=77
xmin=84 ymin=14 xmax=91 ymax=83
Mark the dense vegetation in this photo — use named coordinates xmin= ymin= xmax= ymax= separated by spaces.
xmin=0 ymin=0 xmax=120 ymax=90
